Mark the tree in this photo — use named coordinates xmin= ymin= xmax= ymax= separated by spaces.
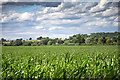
xmin=40 ymin=39 xmax=49 ymax=45
xmin=94 ymin=38 xmax=98 ymax=43
xmin=112 ymin=36 xmax=117 ymax=42
xmin=29 ymin=38 xmax=32 ymax=40
xmin=9 ymin=40 xmax=14 ymax=46
xmin=47 ymin=41 xmax=53 ymax=45
xmin=46 ymin=37 xmax=49 ymax=39
xmin=98 ymin=37 xmax=106 ymax=45
xmin=1 ymin=38 xmax=6 ymax=42
xmin=15 ymin=39 xmax=22 ymax=46
xmin=20 ymin=38 xmax=22 ymax=40
xmin=85 ymin=37 xmax=94 ymax=44
xmin=69 ymin=36 xmax=73 ymax=40
xmin=106 ymin=39 xmax=112 ymax=45
xmin=81 ymin=38 xmax=85 ymax=43
xmin=57 ymin=39 xmax=64 ymax=44
xmin=1 ymin=38 xmax=6 ymax=45
xmin=103 ymin=37 xmax=106 ymax=43
xmin=117 ymin=34 xmax=120 ymax=45
xmin=73 ymin=35 xmax=76 ymax=37
xmin=23 ymin=42 xmax=32 ymax=46
xmin=76 ymin=34 xmax=82 ymax=44
xmin=52 ymin=39 xmax=57 ymax=44
xmin=36 ymin=42 xmax=42 ymax=46
xmin=3 ymin=43 xmax=8 ymax=46
xmin=72 ymin=39 xmax=78 ymax=43
xmin=37 ymin=36 xmax=42 ymax=40
xmin=64 ymin=40 xmax=70 ymax=45
xmin=75 ymin=43 xmax=80 ymax=46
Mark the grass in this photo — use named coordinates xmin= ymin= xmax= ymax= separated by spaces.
xmin=1 ymin=45 xmax=119 ymax=79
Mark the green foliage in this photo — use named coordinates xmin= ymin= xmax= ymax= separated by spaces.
xmin=57 ymin=40 xmax=64 ymax=44
xmin=106 ymin=39 xmax=112 ymax=44
xmin=90 ymin=32 xmax=119 ymax=38
xmin=14 ymin=39 xmax=22 ymax=46
xmin=81 ymin=38 xmax=85 ymax=43
xmin=2 ymin=46 xmax=119 ymax=79
xmin=1 ymin=38 xmax=6 ymax=42
xmin=112 ymin=36 xmax=117 ymax=42
xmin=63 ymin=40 xmax=70 ymax=45
xmin=29 ymin=38 xmax=32 ymax=40
xmin=85 ymin=37 xmax=94 ymax=44
xmin=47 ymin=41 xmax=53 ymax=45
xmin=69 ymin=36 xmax=73 ymax=40
xmin=67 ymin=43 xmax=75 ymax=46
xmin=72 ymin=39 xmax=78 ymax=43
xmin=41 ymin=39 xmax=49 ymax=45
xmin=23 ymin=42 xmax=32 ymax=46
xmin=98 ymin=37 xmax=106 ymax=45
xmin=75 ymin=43 xmax=80 ymax=46
xmin=2 ymin=32 xmax=120 ymax=46
xmin=37 ymin=36 xmax=42 ymax=40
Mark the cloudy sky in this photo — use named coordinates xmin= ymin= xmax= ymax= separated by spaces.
xmin=0 ymin=0 xmax=119 ymax=40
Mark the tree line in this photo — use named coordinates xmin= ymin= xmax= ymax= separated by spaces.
xmin=1 ymin=32 xmax=120 ymax=46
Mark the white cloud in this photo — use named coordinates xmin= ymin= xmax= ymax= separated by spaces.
xmin=109 ymin=16 xmax=117 ymax=20
xmin=0 ymin=12 xmax=34 ymax=23
xmin=43 ymin=28 xmax=46 ymax=30
xmin=113 ymin=22 xmax=118 ymax=26
xmin=0 ymin=11 xmax=16 ymax=22
xmin=99 ymin=0 xmax=108 ymax=8
xmin=50 ymin=2 xmax=67 ymax=12
xmin=32 ymin=26 xmax=44 ymax=29
xmin=16 ymin=32 xmax=36 ymax=35
xmin=17 ymin=12 xmax=34 ymax=21
xmin=89 ymin=0 xmax=116 ymax=13
xmin=1 ymin=1 xmax=119 ymax=39
xmin=36 ymin=12 xmax=66 ymax=21
xmin=114 ymin=16 xmax=119 ymax=22
xmin=88 ymin=27 xmax=92 ymax=30
xmin=1 ymin=0 xmax=120 ymax=2
xmin=89 ymin=3 xmax=106 ymax=13
xmin=48 ymin=26 xmax=63 ymax=31
xmin=85 ymin=18 xmax=112 ymax=27
xmin=1 ymin=0 xmax=64 ymax=2
xmin=43 ymin=7 xmax=51 ymax=13
xmin=102 ymin=7 xmax=118 ymax=16
xmin=0 ymin=5 xmax=2 ymax=9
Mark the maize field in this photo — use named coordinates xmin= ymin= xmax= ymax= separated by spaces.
xmin=1 ymin=46 xmax=119 ymax=79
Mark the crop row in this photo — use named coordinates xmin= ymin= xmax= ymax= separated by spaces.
xmin=1 ymin=46 xmax=119 ymax=79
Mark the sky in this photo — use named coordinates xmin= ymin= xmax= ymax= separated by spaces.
xmin=0 ymin=0 xmax=119 ymax=40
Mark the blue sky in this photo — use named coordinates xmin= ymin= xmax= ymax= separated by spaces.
xmin=0 ymin=1 xmax=119 ymax=40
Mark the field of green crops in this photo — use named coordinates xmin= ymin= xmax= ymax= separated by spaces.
xmin=1 ymin=46 xmax=119 ymax=79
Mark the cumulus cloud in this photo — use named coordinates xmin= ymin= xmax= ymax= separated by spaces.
xmin=89 ymin=1 xmax=118 ymax=13
xmin=0 ymin=12 xmax=34 ymax=23
xmin=113 ymin=22 xmax=118 ymax=26
xmin=1 ymin=0 xmax=63 ymax=2
xmin=1 ymin=0 xmax=120 ymax=3
xmin=102 ymin=7 xmax=118 ymax=17
xmin=36 ymin=12 xmax=66 ymax=21
xmin=17 ymin=12 xmax=34 ymax=21
xmin=48 ymin=26 xmax=63 ymax=31
xmin=1 ymin=1 xmax=119 ymax=39
xmin=32 ymin=26 xmax=44 ymax=29
xmin=16 ymin=32 xmax=36 ymax=35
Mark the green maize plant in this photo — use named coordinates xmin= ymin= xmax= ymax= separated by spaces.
xmin=1 ymin=46 xmax=119 ymax=79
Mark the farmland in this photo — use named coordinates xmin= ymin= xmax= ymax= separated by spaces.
xmin=1 ymin=46 xmax=119 ymax=79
